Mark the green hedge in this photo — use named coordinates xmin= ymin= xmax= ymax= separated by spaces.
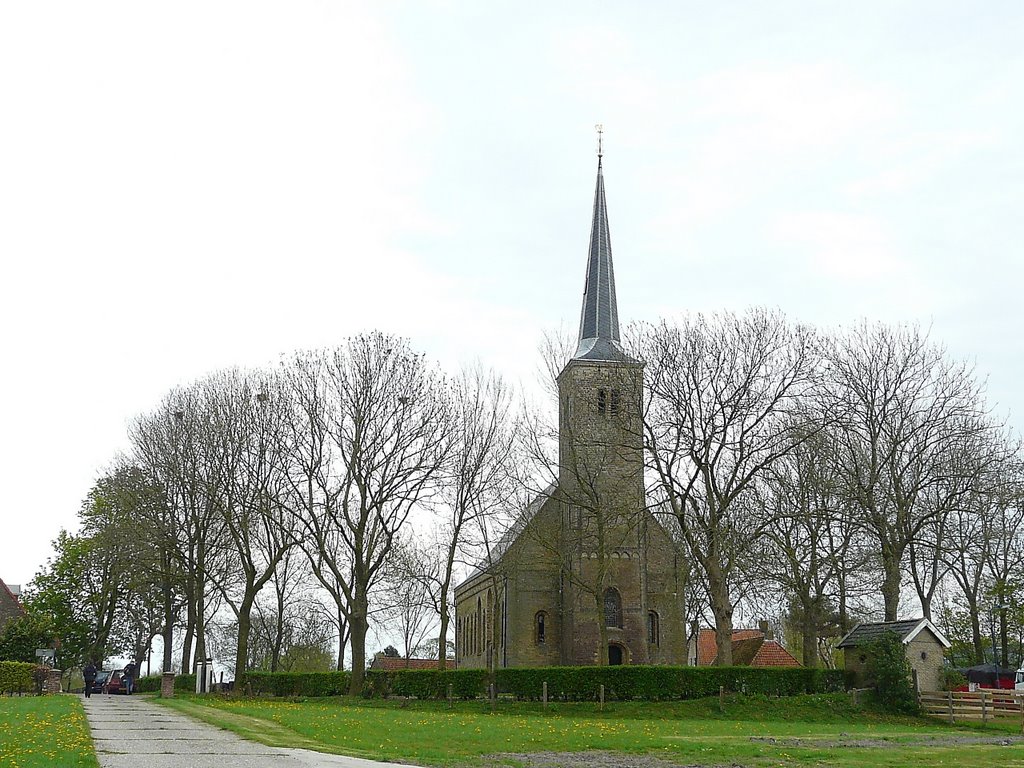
xmin=132 ymin=673 xmax=198 ymax=694
xmin=0 ymin=661 xmax=35 ymax=694
xmin=376 ymin=669 xmax=487 ymax=699
xmin=224 ymin=665 xmax=848 ymax=701
xmin=135 ymin=675 xmax=161 ymax=693
xmin=238 ymin=670 xmax=351 ymax=697
xmin=494 ymin=666 xmax=851 ymax=701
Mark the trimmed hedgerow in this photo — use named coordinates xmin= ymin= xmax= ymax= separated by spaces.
xmin=495 ymin=666 xmax=850 ymax=701
xmin=225 ymin=665 xmax=848 ymax=701
xmin=238 ymin=670 xmax=351 ymax=697
xmin=386 ymin=669 xmax=488 ymax=700
xmin=0 ymin=661 xmax=34 ymax=694
xmin=175 ymin=673 xmax=197 ymax=692
xmin=135 ymin=675 xmax=161 ymax=693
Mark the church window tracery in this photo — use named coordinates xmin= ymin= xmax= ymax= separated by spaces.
xmin=648 ymin=611 xmax=660 ymax=645
xmin=603 ymin=587 xmax=622 ymax=628
xmin=597 ymin=388 xmax=607 ymax=414
xmin=535 ymin=611 xmax=547 ymax=644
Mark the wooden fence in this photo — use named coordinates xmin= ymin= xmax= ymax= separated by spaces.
xmin=920 ymin=689 xmax=1024 ymax=729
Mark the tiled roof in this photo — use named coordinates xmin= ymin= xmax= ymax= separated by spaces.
xmin=837 ymin=620 xmax=928 ymax=649
xmin=696 ymin=628 xmax=802 ymax=667
xmin=751 ymin=640 xmax=802 ymax=668
xmin=369 ymin=656 xmax=453 ymax=671
xmin=696 ymin=628 xmax=764 ymax=666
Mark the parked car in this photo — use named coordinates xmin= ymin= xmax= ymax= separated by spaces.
xmin=100 ymin=671 xmax=125 ymax=695
xmin=87 ymin=671 xmax=111 ymax=695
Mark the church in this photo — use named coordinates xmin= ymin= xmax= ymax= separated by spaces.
xmin=453 ymin=151 xmax=687 ymax=668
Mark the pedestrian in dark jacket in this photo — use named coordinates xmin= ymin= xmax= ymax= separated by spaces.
xmin=83 ymin=661 xmax=97 ymax=698
xmin=122 ymin=662 xmax=136 ymax=695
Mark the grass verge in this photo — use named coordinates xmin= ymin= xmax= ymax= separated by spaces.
xmin=0 ymin=695 xmax=98 ymax=768
xmin=157 ymin=692 xmax=1024 ymax=767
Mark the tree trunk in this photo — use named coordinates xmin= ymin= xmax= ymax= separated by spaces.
xmin=970 ymin=607 xmax=984 ymax=665
xmin=880 ymin=545 xmax=902 ymax=622
xmin=162 ymin=571 xmax=174 ymax=674
xmin=802 ymin=617 xmax=818 ymax=668
xmin=234 ymin=592 xmax=256 ymax=678
xmin=181 ymin=588 xmax=195 ymax=674
xmin=438 ymin=602 xmax=450 ymax=670
xmin=348 ymin=591 xmax=368 ymax=695
xmin=706 ymin=564 xmax=733 ymax=666
xmin=1000 ymin=610 xmax=1010 ymax=668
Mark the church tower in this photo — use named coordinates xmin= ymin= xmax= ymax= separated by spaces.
xmin=556 ymin=145 xmax=649 ymax=665
xmin=452 ymin=139 xmax=686 ymax=671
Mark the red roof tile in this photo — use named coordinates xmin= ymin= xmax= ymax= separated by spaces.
xmin=697 ymin=628 xmax=763 ymax=666
xmin=750 ymin=640 xmax=802 ymax=667
xmin=369 ymin=656 xmax=454 ymax=671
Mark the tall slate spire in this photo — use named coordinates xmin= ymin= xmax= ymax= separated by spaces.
xmin=574 ymin=141 xmax=631 ymax=362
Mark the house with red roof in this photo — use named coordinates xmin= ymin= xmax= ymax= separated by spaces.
xmin=693 ymin=624 xmax=801 ymax=667
xmin=369 ymin=651 xmax=454 ymax=671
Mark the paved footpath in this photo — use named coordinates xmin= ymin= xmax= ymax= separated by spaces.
xmin=80 ymin=693 xmax=416 ymax=768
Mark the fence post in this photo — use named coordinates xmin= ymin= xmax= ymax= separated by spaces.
xmin=947 ymin=690 xmax=954 ymax=725
xmin=447 ymin=683 xmax=453 ymax=710
xmin=981 ymin=690 xmax=988 ymax=726
xmin=599 ymin=684 xmax=605 ymax=711
xmin=719 ymin=685 xmax=725 ymax=714
xmin=1019 ymin=694 xmax=1023 ymax=735
xmin=542 ymin=681 xmax=547 ymax=710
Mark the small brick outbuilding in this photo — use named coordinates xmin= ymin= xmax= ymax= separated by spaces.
xmin=837 ymin=618 xmax=951 ymax=691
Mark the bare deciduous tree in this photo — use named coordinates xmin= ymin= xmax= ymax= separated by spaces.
xmin=638 ymin=309 xmax=822 ymax=665
xmin=284 ymin=333 xmax=451 ymax=693
xmin=828 ymin=322 xmax=991 ymax=620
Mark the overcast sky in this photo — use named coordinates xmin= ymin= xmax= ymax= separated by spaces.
xmin=2 ymin=1 xmax=1022 ymax=589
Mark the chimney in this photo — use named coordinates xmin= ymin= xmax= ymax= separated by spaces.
xmin=758 ymin=620 xmax=774 ymax=641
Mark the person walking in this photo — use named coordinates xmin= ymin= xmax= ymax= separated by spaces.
xmin=83 ymin=661 xmax=97 ymax=698
xmin=122 ymin=661 xmax=136 ymax=695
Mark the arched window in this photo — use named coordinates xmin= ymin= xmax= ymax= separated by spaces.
xmin=597 ymin=388 xmax=607 ymax=414
xmin=535 ymin=611 xmax=547 ymax=644
xmin=476 ymin=597 xmax=483 ymax=655
xmin=647 ymin=611 xmax=660 ymax=645
xmin=603 ymin=587 xmax=622 ymax=628
xmin=610 ymin=389 xmax=621 ymax=415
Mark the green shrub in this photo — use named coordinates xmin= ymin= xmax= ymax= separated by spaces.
xmin=238 ymin=670 xmax=351 ymax=697
xmin=866 ymin=632 xmax=919 ymax=714
xmin=135 ymin=675 xmax=162 ymax=693
xmin=938 ymin=667 xmax=967 ymax=692
xmin=495 ymin=665 xmax=849 ymax=701
xmin=387 ymin=669 xmax=487 ymax=699
xmin=0 ymin=661 xmax=35 ymax=694
xmin=216 ymin=665 xmax=848 ymax=701
xmin=175 ymin=673 xmax=197 ymax=693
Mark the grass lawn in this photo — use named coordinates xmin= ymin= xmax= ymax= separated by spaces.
xmin=158 ymin=692 xmax=1024 ymax=767
xmin=0 ymin=695 xmax=98 ymax=768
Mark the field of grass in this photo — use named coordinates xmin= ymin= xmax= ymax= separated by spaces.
xmin=158 ymin=693 xmax=1024 ymax=767
xmin=0 ymin=695 xmax=98 ymax=768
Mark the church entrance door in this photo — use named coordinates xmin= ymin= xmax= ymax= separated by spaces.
xmin=608 ymin=644 xmax=624 ymax=665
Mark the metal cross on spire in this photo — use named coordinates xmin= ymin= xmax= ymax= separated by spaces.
xmin=596 ymin=123 xmax=604 ymax=159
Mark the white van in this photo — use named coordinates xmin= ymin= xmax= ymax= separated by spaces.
xmin=1015 ymin=667 xmax=1024 ymax=691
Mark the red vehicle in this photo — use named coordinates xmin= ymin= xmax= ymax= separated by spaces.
xmin=93 ymin=670 xmax=125 ymax=695
xmin=954 ymin=664 xmax=1016 ymax=691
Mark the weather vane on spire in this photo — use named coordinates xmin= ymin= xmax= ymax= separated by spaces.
xmin=595 ymin=123 xmax=604 ymax=159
